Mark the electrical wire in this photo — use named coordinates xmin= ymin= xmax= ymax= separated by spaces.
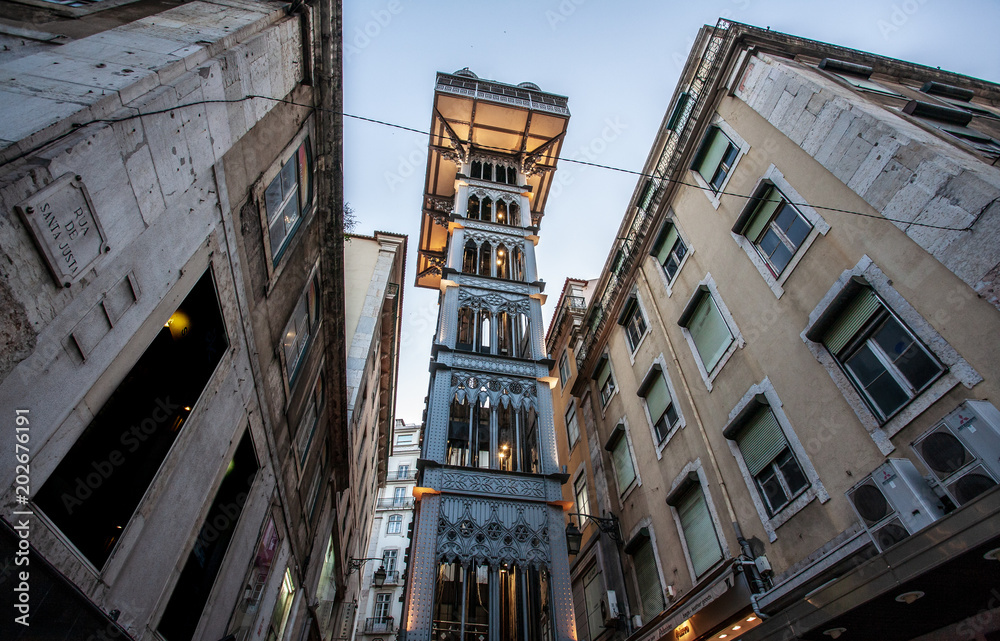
xmin=1 ymin=93 xmax=981 ymax=232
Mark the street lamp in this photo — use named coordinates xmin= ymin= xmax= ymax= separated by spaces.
xmin=348 ymin=557 xmax=387 ymax=587
xmin=565 ymin=512 xmax=623 ymax=555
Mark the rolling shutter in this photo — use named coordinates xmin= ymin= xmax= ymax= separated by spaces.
xmin=678 ymin=487 xmax=723 ymax=577
xmin=611 ymin=437 xmax=636 ymax=492
xmin=689 ymin=295 xmax=733 ymax=372
xmin=644 ymin=374 xmax=671 ymax=428
xmin=742 ymin=187 xmax=782 ymax=241
xmin=596 ymin=360 xmax=612 ymax=390
xmin=823 ymin=288 xmax=881 ymax=355
xmin=736 ymin=409 xmax=785 ymax=476
xmin=693 ymin=128 xmax=732 ymax=179
xmin=633 ymin=538 xmax=665 ymax=619
xmin=655 ymin=225 xmax=679 ymax=265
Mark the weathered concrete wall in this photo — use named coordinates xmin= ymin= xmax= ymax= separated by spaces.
xmin=735 ymin=53 xmax=1000 ymax=305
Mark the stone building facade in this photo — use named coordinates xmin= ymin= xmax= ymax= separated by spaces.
xmin=563 ymin=19 xmax=1000 ymax=641
xmin=0 ymin=1 xmax=402 ymax=640
xmin=399 ymin=70 xmax=576 ymax=641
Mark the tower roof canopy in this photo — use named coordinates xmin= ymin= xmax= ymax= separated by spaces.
xmin=415 ymin=71 xmax=570 ymax=289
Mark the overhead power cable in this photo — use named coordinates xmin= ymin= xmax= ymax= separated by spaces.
xmin=0 ymin=93 xmax=979 ymax=232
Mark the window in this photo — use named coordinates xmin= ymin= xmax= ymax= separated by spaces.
xmin=819 ymin=287 xmax=943 ymax=421
xmin=264 ymin=568 xmax=295 ymax=641
xmin=264 ymin=136 xmax=313 ymax=265
xmin=559 ymin=351 xmax=572 ymax=386
xmin=817 ymin=58 xmax=903 ymax=98
xmin=628 ymin=534 xmax=665 ymax=621
xmin=574 ymin=474 xmax=591 ymax=521
xmin=397 ymin=464 xmax=410 ymax=480
xmin=692 ymin=126 xmax=738 ymax=192
xmin=158 ymin=431 xmax=259 ymax=641
xmin=594 ymin=356 xmax=616 ymax=408
xmin=565 ymin=402 xmax=580 ymax=450
xmin=605 ymin=425 xmax=636 ymax=495
xmin=734 ymin=186 xmax=812 ymax=277
xmin=382 ymin=548 xmax=398 ymax=572
xmin=652 ymin=221 xmax=687 ymax=283
xmin=618 ymin=295 xmax=647 ymax=353
xmin=582 ymin=563 xmax=605 ymax=641
xmin=34 ymin=270 xmax=228 ymax=569
xmin=678 ymin=286 xmax=734 ymax=374
xmin=374 ymin=593 xmax=392 ymax=620
xmin=670 ymin=482 xmax=723 ymax=578
xmin=731 ymin=408 xmax=808 ymax=516
xmin=396 ymin=434 xmax=413 ymax=445
xmin=639 ymin=366 xmax=680 ymax=444
xmin=387 ymin=514 xmax=403 ymax=534
xmin=393 ymin=486 xmax=407 ymax=504
xmin=295 ymin=370 xmax=325 ymax=468
xmin=283 ymin=272 xmax=320 ymax=384
xmin=227 ymin=519 xmax=280 ymax=639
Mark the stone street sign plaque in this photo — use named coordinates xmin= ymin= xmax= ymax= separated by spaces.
xmin=15 ymin=174 xmax=108 ymax=287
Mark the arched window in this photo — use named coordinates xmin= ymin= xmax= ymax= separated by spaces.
xmin=470 ymin=161 xmax=482 ymax=180
xmin=496 ymin=244 xmax=510 ymax=280
xmin=497 ymin=404 xmax=518 ymax=473
xmin=495 ymin=200 xmax=507 ymax=225
xmin=473 ymin=397 xmax=491 ymax=468
xmin=482 ymin=163 xmax=493 ymax=182
xmin=478 ymin=313 xmax=491 ymax=354
xmin=448 ymin=395 xmax=470 ymax=466
xmin=463 ymin=241 xmax=478 ymax=274
xmin=496 ymin=311 xmax=512 ymax=357
xmin=457 ymin=307 xmax=475 ymax=351
xmin=509 ymin=202 xmax=520 ymax=227
xmin=521 ymin=406 xmax=540 ymax=473
xmin=507 ymin=166 xmax=517 ymax=185
xmin=467 ymin=195 xmax=480 ymax=220
xmin=481 ymin=197 xmax=493 ymax=223
xmin=513 ymin=313 xmax=531 ymax=359
xmin=511 ymin=246 xmax=525 ymax=282
xmin=387 ymin=514 xmax=403 ymax=534
xmin=479 ymin=241 xmax=492 ymax=277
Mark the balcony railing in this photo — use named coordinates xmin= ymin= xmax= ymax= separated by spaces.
xmin=389 ymin=469 xmax=418 ymax=481
xmin=377 ymin=497 xmax=414 ymax=509
xmin=379 ymin=570 xmax=400 ymax=585
xmin=365 ymin=617 xmax=395 ymax=634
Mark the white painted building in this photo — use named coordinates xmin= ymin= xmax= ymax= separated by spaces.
xmin=354 ymin=420 xmax=420 ymax=641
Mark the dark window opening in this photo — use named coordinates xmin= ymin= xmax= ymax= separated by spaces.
xmin=479 ymin=241 xmax=493 ymax=277
xmin=467 ymin=195 xmax=480 ymax=220
xmin=35 ymin=270 xmax=228 ymax=569
xmin=157 ymin=429 xmax=259 ymax=641
xmin=509 ymin=202 xmax=521 ymax=227
xmin=481 ymin=197 xmax=493 ymax=223
xmin=471 ymin=161 xmax=483 ymax=179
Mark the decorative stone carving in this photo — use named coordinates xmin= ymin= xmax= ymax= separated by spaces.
xmin=462 ymin=229 xmax=526 ymax=249
xmin=456 ymin=274 xmax=532 ymax=294
xmin=449 ymin=354 xmax=539 ymax=378
xmin=457 ymin=289 xmax=531 ymax=315
xmin=437 ymin=497 xmax=550 ymax=568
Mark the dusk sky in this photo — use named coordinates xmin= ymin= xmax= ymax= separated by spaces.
xmin=342 ymin=0 xmax=1000 ymax=424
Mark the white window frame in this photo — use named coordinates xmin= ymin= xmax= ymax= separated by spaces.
xmin=678 ymin=273 xmax=744 ymax=391
xmin=594 ymin=353 xmax=619 ymax=415
xmin=666 ymin=460 xmax=728 ymax=583
xmin=624 ymin=517 xmax=669 ymax=622
xmin=572 ymin=468 xmax=591 ymax=525
xmin=649 ymin=214 xmax=693 ymax=298
xmin=731 ymin=165 xmax=830 ymax=298
xmin=639 ymin=355 xmax=686 ymax=459
xmin=690 ymin=117 xmax=750 ymax=209
xmin=801 ymin=256 xmax=981 ymax=454
xmin=724 ymin=378 xmax=829 ymax=542
xmin=386 ymin=514 xmax=403 ymax=535
xmin=565 ymin=400 xmax=580 ymax=451
xmin=605 ymin=416 xmax=641 ymax=507
xmin=558 ymin=350 xmax=572 ymax=386
xmin=620 ymin=292 xmax=650 ymax=359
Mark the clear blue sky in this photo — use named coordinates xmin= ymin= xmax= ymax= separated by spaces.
xmin=342 ymin=0 xmax=1000 ymax=424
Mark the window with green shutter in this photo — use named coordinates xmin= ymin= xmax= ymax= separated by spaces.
xmin=817 ymin=287 xmax=943 ymax=421
xmin=652 ymin=222 xmax=687 ymax=283
xmin=730 ymin=407 xmax=809 ymax=516
xmin=606 ymin=426 xmax=636 ymax=494
xmin=692 ymin=127 xmax=739 ymax=192
xmin=640 ymin=370 xmax=678 ymax=443
xmin=683 ymin=292 xmax=733 ymax=373
xmin=734 ymin=185 xmax=813 ymax=277
xmin=594 ymin=357 xmax=616 ymax=407
xmin=582 ymin=563 xmax=604 ymax=641
xmin=631 ymin=537 xmax=665 ymax=620
xmin=675 ymin=485 xmax=723 ymax=577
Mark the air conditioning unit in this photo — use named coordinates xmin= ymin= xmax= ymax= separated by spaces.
xmin=912 ymin=400 xmax=1000 ymax=507
xmin=846 ymin=458 xmax=945 ymax=552
xmin=600 ymin=590 xmax=620 ymax=626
